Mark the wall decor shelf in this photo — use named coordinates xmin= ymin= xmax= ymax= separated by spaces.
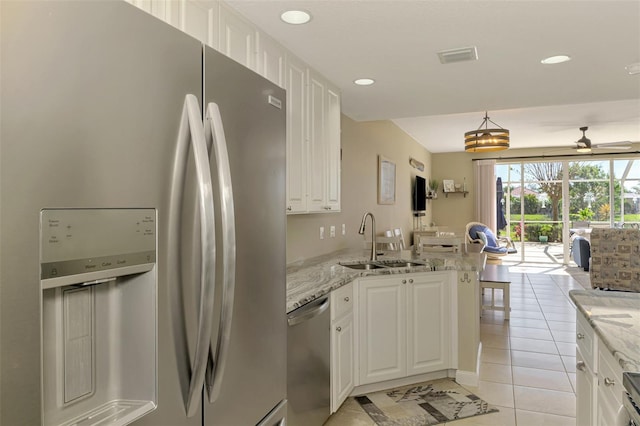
xmin=443 ymin=189 xmax=468 ymax=198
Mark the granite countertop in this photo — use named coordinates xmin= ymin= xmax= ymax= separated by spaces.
xmin=286 ymin=248 xmax=483 ymax=314
xmin=569 ymin=289 xmax=640 ymax=372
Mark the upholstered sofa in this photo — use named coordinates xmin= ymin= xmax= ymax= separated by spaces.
xmin=590 ymin=228 xmax=640 ymax=292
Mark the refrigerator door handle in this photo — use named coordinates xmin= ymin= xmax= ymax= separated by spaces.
xmin=168 ymin=94 xmax=217 ymax=417
xmin=204 ymin=102 xmax=236 ymax=404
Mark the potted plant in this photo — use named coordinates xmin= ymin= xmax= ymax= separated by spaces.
xmin=427 ymin=179 xmax=439 ymax=199
xmin=538 ymin=224 xmax=553 ymax=243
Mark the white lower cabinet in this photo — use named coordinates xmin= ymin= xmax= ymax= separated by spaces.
xmin=575 ymin=311 xmax=629 ymax=426
xmin=331 ymin=313 xmax=354 ymax=412
xmin=357 ymin=272 xmax=454 ymax=386
xmin=596 ymin=341 xmax=627 ymax=426
xmin=330 ymin=283 xmax=354 ymax=413
xmin=406 ymin=274 xmax=451 ymax=375
xmin=358 ymin=275 xmax=406 ymax=384
xmin=576 ymin=349 xmax=596 ymax=426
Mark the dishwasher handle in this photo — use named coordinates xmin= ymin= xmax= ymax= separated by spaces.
xmin=287 ymin=296 xmax=330 ymax=327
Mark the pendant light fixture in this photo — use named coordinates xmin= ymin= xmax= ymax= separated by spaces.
xmin=464 ymin=111 xmax=510 ymax=152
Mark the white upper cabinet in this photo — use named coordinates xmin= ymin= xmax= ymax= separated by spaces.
xmin=257 ymin=33 xmax=286 ymax=89
xmin=285 ymin=55 xmax=308 ymax=214
xmin=325 ymin=82 xmax=341 ymax=211
xmin=126 ymin=0 xmax=219 ymax=47
xmin=301 ymin=69 xmax=341 ymax=214
xmin=307 ymin=69 xmax=327 ymax=213
xmin=125 ymin=0 xmax=341 ymax=214
xmin=218 ymin=2 xmax=256 ymax=71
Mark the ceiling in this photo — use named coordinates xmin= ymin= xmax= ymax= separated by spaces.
xmin=226 ymin=0 xmax=640 ymax=153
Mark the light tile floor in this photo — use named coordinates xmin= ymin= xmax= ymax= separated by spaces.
xmin=325 ymin=265 xmax=586 ymax=425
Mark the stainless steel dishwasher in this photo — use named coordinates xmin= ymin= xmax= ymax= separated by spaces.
xmin=287 ymin=296 xmax=331 ymax=426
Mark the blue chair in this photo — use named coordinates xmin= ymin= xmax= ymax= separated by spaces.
xmin=466 ymin=222 xmax=517 ymax=261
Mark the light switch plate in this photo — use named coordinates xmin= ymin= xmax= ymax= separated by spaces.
xmin=342 ymin=224 xmax=346 ymax=235
xmin=330 ymin=226 xmax=336 ymax=238
xmin=320 ymin=226 xmax=325 ymax=240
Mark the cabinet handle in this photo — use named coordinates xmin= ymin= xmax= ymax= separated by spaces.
xmin=576 ymin=332 xmax=584 ymax=340
xmin=344 ymin=296 xmax=350 ymax=302
xmin=604 ymin=377 xmax=615 ymax=386
xmin=401 ymin=279 xmax=407 ymax=284
xmin=408 ymin=279 xmax=414 ymax=284
xmin=287 ymin=206 xmax=292 ymax=211
xmin=460 ymin=272 xmax=470 ymax=283
xmin=576 ymin=361 xmax=586 ymax=372
xmin=336 ymin=326 xmax=342 ymax=332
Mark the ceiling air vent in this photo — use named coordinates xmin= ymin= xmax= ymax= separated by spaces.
xmin=437 ymin=46 xmax=478 ymax=64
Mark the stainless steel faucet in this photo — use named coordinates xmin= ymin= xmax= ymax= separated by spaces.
xmin=358 ymin=212 xmax=377 ymax=261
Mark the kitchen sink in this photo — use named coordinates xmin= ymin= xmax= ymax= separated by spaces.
xmin=339 ymin=259 xmax=423 ymax=270
xmin=379 ymin=260 xmax=423 ymax=268
xmin=339 ymin=262 xmax=386 ymax=270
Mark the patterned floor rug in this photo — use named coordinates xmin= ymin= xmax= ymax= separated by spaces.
xmin=354 ymin=378 xmax=498 ymax=425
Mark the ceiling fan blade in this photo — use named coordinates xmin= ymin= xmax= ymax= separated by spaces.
xmin=593 ymin=145 xmax=631 ymax=150
xmin=592 ymin=141 xmax=632 ymax=149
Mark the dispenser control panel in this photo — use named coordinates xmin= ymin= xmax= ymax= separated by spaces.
xmin=40 ymin=208 xmax=156 ymax=280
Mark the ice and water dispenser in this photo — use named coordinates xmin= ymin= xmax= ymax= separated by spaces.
xmin=41 ymin=209 xmax=157 ymax=426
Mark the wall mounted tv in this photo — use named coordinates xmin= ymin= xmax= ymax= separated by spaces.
xmin=413 ymin=175 xmax=426 ymax=211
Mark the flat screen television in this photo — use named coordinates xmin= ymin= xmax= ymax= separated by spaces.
xmin=413 ymin=175 xmax=426 ymax=211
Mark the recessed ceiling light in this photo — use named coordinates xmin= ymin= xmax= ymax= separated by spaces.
xmin=354 ymin=78 xmax=375 ymax=86
xmin=541 ymin=55 xmax=571 ymax=65
xmin=280 ymin=10 xmax=311 ymax=25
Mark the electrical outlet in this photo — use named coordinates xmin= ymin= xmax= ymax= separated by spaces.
xmin=342 ymin=224 xmax=346 ymax=235
xmin=319 ymin=226 xmax=325 ymax=240
xmin=330 ymin=226 xmax=336 ymax=238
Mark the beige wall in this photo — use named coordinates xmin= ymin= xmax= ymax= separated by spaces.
xmin=286 ymin=115 xmax=432 ymax=263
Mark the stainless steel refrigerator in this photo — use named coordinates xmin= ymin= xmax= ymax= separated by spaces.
xmin=0 ymin=2 xmax=287 ymax=425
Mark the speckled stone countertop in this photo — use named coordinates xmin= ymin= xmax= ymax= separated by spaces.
xmin=286 ymin=248 xmax=483 ymax=314
xmin=569 ymin=290 xmax=640 ymax=372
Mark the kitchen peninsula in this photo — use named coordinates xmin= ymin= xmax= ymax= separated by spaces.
xmin=286 ymin=248 xmax=483 ymax=313
xmin=286 ymin=248 xmax=485 ymax=414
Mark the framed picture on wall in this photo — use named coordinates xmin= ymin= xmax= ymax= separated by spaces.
xmin=443 ymin=179 xmax=455 ymax=193
xmin=378 ymin=155 xmax=396 ymax=204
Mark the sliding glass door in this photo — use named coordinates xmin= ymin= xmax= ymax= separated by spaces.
xmin=495 ymin=157 xmax=639 ymax=265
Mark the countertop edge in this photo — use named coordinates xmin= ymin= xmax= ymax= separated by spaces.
xmin=286 ymin=248 xmax=484 ymax=314
xmin=569 ymin=289 xmax=640 ymax=372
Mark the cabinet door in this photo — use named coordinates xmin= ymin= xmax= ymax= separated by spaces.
xmin=407 ymin=273 xmax=450 ymax=375
xmin=125 ymin=0 xmax=218 ymax=47
xmin=285 ymin=56 xmax=307 ymax=213
xmin=257 ymin=32 xmax=285 ymax=88
xmin=324 ymin=83 xmax=341 ymax=211
xmin=331 ymin=313 xmax=354 ymax=413
xmin=218 ymin=2 xmax=256 ymax=70
xmin=307 ymin=69 xmax=326 ymax=212
xmin=576 ymin=350 xmax=595 ymax=426
xmin=358 ymin=277 xmax=406 ymax=385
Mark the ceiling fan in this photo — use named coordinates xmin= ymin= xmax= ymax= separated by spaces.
xmin=572 ymin=126 xmax=632 ymax=153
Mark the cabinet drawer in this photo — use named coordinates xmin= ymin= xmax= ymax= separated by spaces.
xmin=597 ymin=344 xmax=624 ymax=410
xmin=332 ymin=283 xmax=354 ymax=321
xmin=576 ymin=312 xmax=596 ymax=371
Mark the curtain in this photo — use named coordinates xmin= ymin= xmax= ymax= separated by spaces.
xmin=474 ymin=159 xmax=497 ymax=230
